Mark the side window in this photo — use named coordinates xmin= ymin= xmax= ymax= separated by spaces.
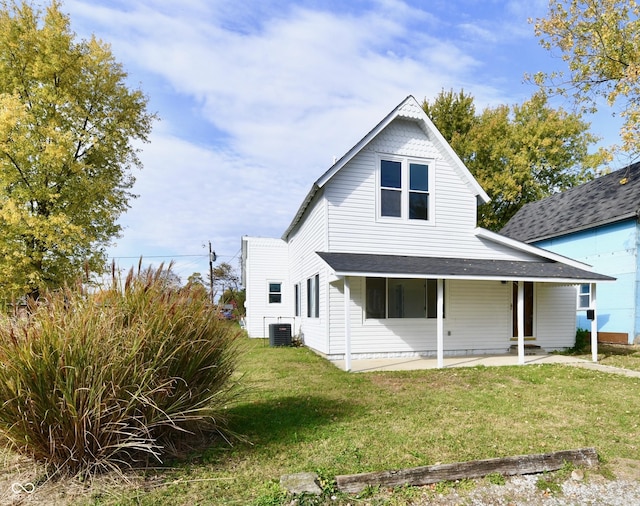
xmin=268 ymin=282 xmax=282 ymax=304
xmin=578 ymin=284 xmax=591 ymax=309
xmin=294 ymin=283 xmax=300 ymax=316
xmin=307 ymin=274 xmax=320 ymax=318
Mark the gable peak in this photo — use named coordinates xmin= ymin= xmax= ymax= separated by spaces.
xmin=397 ymin=96 xmax=424 ymax=120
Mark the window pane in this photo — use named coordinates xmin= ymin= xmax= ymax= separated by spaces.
xmin=579 ymin=294 xmax=590 ymax=308
xmin=314 ymin=274 xmax=320 ymax=318
xmin=381 ymin=160 xmax=401 ymax=188
xmin=269 ymin=283 xmax=281 ymax=293
xmin=427 ymin=279 xmax=436 ymax=318
xmin=410 ymin=163 xmax=428 ymax=191
xmin=381 ymin=189 xmax=401 ymax=217
xmin=409 ymin=192 xmax=428 ymax=220
xmin=366 ymin=277 xmax=386 ymax=319
xmin=269 ymin=293 xmax=282 ymax=303
xmin=580 ymin=284 xmax=590 ymax=294
xmin=388 ymin=278 xmax=425 ymax=318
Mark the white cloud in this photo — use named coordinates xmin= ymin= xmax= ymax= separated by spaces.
xmin=62 ymin=0 xmax=556 ymax=282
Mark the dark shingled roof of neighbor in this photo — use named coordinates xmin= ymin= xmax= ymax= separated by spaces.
xmin=500 ymin=162 xmax=640 ymax=243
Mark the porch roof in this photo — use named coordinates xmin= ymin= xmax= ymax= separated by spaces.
xmin=316 ymin=252 xmax=615 ymax=283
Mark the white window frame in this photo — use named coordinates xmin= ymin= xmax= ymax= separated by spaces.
xmin=268 ymin=282 xmax=282 ymax=304
xmin=307 ymin=274 xmax=319 ymax=318
xmin=377 ymin=154 xmax=435 ymax=223
xmin=365 ymin=277 xmax=444 ymax=320
xmin=294 ymin=282 xmax=301 ymax=317
xmin=577 ymin=283 xmax=592 ymax=309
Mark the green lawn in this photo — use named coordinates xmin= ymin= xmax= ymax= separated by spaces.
xmin=577 ymin=343 xmax=640 ymax=372
xmin=16 ymin=338 xmax=640 ymax=505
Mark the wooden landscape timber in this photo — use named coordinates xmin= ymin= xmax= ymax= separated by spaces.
xmin=335 ymin=447 xmax=599 ymax=493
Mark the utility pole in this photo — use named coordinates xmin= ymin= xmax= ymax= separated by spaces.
xmin=208 ymin=241 xmax=216 ymax=304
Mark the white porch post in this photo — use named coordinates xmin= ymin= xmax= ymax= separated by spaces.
xmin=591 ymin=282 xmax=598 ymax=363
xmin=517 ymin=281 xmax=525 ymax=365
xmin=437 ymin=278 xmax=444 ymax=369
xmin=344 ymin=276 xmax=351 ymax=372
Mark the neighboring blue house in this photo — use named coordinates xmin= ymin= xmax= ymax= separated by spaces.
xmin=500 ymin=163 xmax=640 ymax=344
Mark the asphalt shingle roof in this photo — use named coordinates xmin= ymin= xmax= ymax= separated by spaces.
xmin=316 ymin=252 xmax=614 ymax=282
xmin=500 ymin=162 xmax=640 ymax=243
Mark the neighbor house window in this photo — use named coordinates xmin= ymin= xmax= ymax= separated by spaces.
xmin=379 ymin=157 xmax=433 ymax=221
xmin=268 ymin=282 xmax=282 ymax=304
xmin=366 ymin=277 xmax=443 ymax=319
xmin=307 ymin=274 xmax=319 ymax=318
xmin=577 ymin=283 xmax=591 ymax=309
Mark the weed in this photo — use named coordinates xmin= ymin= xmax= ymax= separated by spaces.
xmin=486 ymin=472 xmax=506 ymax=485
xmin=535 ymin=472 xmax=563 ymax=495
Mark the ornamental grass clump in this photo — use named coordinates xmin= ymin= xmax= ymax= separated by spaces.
xmin=0 ymin=264 xmax=242 ymax=476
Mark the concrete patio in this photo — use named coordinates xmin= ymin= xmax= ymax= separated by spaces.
xmin=331 ymin=353 xmax=640 ymax=377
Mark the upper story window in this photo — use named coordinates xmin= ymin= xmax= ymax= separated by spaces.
xmin=577 ymin=283 xmax=591 ymax=309
xmin=379 ymin=156 xmax=433 ymax=221
xmin=268 ymin=282 xmax=282 ymax=304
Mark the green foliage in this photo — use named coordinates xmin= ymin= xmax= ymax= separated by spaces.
xmin=423 ymin=89 xmax=608 ymax=230
xmin=0 ymin=263 xmax=242 ymax=476
xmin=486 ymin=472 xmax=506 ymax=485
xmin=0 ymin=0 xmax=155 ymax=301
xmin=532 ymin=0 xmax=640 ymax=154
xmin=574 ymin=328 xmax=590 ymax=352
xmin=251 ymin=481 xmax=289 ymax=506
xmin=535 ymin=472 xmax=563 ymax=495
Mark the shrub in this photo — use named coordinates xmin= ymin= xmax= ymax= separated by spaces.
xmin=574 ymin=328 xmax=590 ymax=353
xmin=0 ymin=264 xmax=242 ymax=476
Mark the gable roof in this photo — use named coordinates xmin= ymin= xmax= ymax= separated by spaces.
xmin=282 ymin=95 xmax=490 ymax=240
xmin=500 ymin=162 xmax=640 ymax=243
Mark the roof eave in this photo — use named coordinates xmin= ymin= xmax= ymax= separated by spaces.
xmin=522 ymin=212 xmax=639 ymax=244
xmin=475 ymin=228 xmax=596 ymax=270
xmin=329 ymin=269 xmax=614 ymax=283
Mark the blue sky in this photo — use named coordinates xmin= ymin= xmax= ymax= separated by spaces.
xmin=61 ymin=0 xmax=624 ymax=284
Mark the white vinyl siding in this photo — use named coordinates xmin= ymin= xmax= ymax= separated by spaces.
xmin=535 ymin=284 xmax=577 ymax=350
xmin=323 ymin=119 xmax=538 ymax=261
xmin=241 ymin=237 xmax=290 ymax=338
xmin=287 ymin=194 xmax=329 ymax=353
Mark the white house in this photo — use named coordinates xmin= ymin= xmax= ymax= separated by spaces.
xmin=241 ymin=96 xmax=613 ymax=369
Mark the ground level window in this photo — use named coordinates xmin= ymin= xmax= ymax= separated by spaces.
xmin=294 ymin=283 xmax=300 ymax=316
xmin=366 ymin=277 xmax=443 ymax=319
xmin=578 ymin=283 xmax=591 ymax=309
xmin=307 ymin=274 xmax=319 ymax=318
xmin=268 ymin=282 xmax=282 ymax=303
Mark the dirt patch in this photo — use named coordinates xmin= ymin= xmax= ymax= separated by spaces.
xmin=0 ymin=452 xmax=159 ymax=505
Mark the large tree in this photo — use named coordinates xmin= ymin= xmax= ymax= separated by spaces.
xmin=0 ymin=0 xmax=154 ymax=300
xmin=531 ymin=0 xmax=640 ymax=152
xmin=423 ymin=89 xmax=607 ymax=230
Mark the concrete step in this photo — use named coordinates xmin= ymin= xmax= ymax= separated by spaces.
xmin=509 ymin=344 xmax=546 ymax=356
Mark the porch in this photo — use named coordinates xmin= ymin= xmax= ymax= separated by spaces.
xmin=332 ymin=353 xmax=591 ymax=373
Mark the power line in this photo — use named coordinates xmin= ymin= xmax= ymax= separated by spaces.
xmin=109 ymin=254 xmax=236 ymax=259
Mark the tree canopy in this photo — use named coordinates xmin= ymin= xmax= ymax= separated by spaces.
xmin=423 ymin=89 xmax=607 ymax=230
xmin=0 ymin=0 xmax=154 ymax=300
xmin=531 ymin=0 xmax=640 ymax=153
